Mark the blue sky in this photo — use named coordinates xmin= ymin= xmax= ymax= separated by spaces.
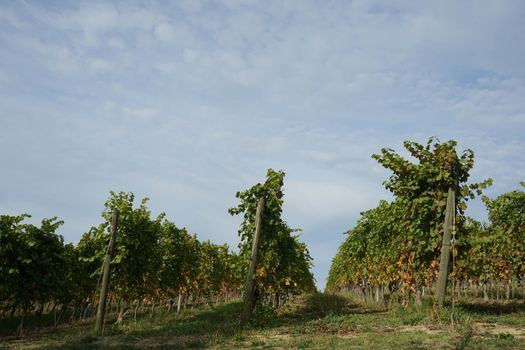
xmin=1 ymin=0 xmax=524 ymax=289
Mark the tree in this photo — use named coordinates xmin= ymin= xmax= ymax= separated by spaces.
xmin=372 ymin=138 xmax=491 ymax=304
xmin=452 ymin=217 xmax=493 ymax=300
xmin=0 ymin=215 xmax=66 ymax=332
xmin=82 ymin=191 xmax=164 ymax=321
xmin=329 ymin=138 xmax=492 ymax=305
xmin=229 ymin=168 xmax=315 ymax=317
xmin=0 ymin=214 xmax=31 ymax=315
xmin=483 ymin=183 xmax=525 ymax=298
xmin=326 ymin=200 xmax=403 ymax=301
xmin=158 ymin=221 xmax=193 ymax=311
xmin=23 ymin=217 xmax=67 ymax=325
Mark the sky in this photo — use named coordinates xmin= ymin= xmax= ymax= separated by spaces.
xmin=1 ymin=0 xmax=524 ymax=289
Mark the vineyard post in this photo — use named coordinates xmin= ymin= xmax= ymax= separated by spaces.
xmin=435 ymin=186 xmax=455 ymax=307
xmin=240 ymin=194 xmax=265 ymax=326
xmin=95 ymin=208 xmax=119 ymax=335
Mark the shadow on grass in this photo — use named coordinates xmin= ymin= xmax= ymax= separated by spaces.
xmin=281 ymin=293 xmax=384 ymax=320
xmin=34 ymin=302 xmax=245 ymax=349
xmin=24 ymin=294 xmax=389 ymax=349
xmin=459 ymin=300 xmax=525 ymax=316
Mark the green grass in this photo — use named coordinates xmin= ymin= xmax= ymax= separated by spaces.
xmin=2 ymin=294 xmax=525 ymax=349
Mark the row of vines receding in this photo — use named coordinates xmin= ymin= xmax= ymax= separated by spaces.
xmin=1 ymin=169 xmax=315 ymax=335
xmin=327 ymin=137 xmax=525 ymax=306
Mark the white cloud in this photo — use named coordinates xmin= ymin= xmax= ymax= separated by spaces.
xmin=88 ymin=58 xmax=113 ymax=72
xmin=122 ymin=107 xmax=159 ymax=121
xmin=0 ymin=7 xmax=26 ymax=29
xmin=285 ymin=181 xmax=381 ymax=224
xmin=106 ymin=36 xmax=126 ymax=48
xmin=154 ymin=22 xmax=195 ymax=46
xmin=0 ymin=70 xmax=8 ymax=88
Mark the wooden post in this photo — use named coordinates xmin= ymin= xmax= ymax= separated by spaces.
xmin=240 ymin=194 xmax=265 ymax=326
xmin=435 ymin=186 xmax=455 ymax=307
xmin=95 ymin=209 xmax=118 ymax=335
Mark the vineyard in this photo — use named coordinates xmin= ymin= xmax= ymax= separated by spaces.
xmin=327 ymin=138 xmax=525 ymax=306
xmin=1 ymin=138 xmax=525 ymax=349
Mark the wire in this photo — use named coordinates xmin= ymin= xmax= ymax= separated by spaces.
xmin=450 ymin=203 xmax=457 ymax=327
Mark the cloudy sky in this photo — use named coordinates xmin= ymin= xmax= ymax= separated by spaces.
xmin=1 ymin=0 xmax=524 ymax=289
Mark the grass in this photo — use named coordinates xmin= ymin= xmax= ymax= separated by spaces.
xmin=1 ymin=293 xmax=525 ymax=349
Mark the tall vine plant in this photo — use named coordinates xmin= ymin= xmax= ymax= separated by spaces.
xmin=229 ymin=169 xmax=315 ymax=313
xmin=482 ymin=183 xmax=525 ymax=298
xmin=328 ymin=138 xmax=492 ymax=305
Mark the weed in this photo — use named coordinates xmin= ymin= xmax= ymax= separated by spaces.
xmin=497 ymin=332 xmax=515 ymax=339
xmin=251 ymin=339 xmax=266 ymax=346
xmin=185 ymin=338 xmax=206 ymax=348
xmin=296 ymin=338 xmax=313 ymax=348
xmin=250 ymin=302 xmax=277 ymax=328
xmin=454 ymin=323 xmax=473 ymax=350
xmin=234 ymin=332 xmax=246 ymax=342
